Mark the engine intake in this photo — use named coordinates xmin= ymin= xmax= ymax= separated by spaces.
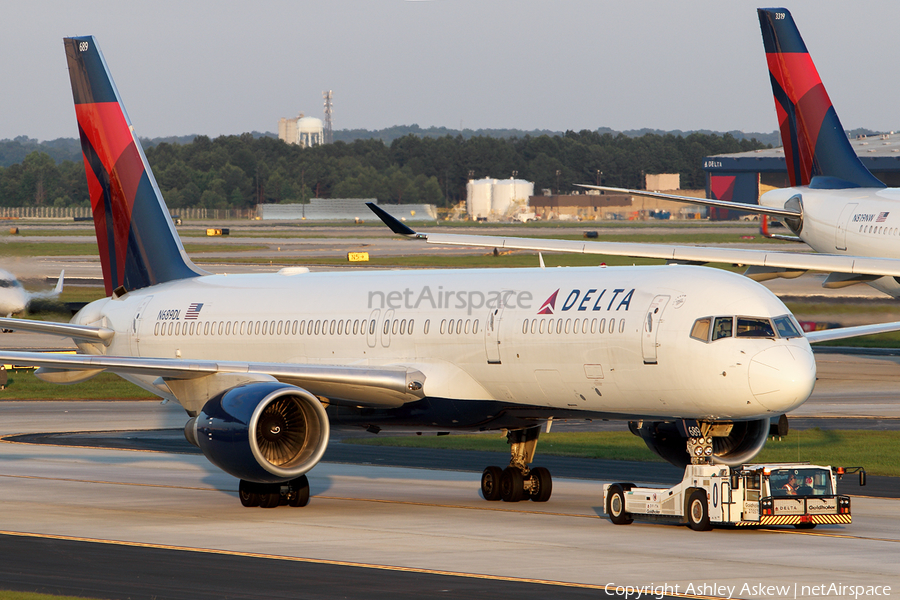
xmin=629 ymin=418 xmax=771 ymax=468
xmin=187 ymin=381 xmax=330 ymax=483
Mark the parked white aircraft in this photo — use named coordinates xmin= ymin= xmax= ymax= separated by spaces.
xmin=0 ymin=268 xmax=64 ymax=317
xmin=0 ymin=35 xmax=895 ymax=509
xmin=574 ymin=8 xmax=900 ymax=298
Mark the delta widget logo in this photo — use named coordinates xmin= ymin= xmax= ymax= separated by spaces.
xmin=536 ymin=287 xmax=635 ymax=314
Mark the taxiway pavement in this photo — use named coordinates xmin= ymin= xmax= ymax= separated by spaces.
xmin=0 ymin=398 xmax=896 ymax=599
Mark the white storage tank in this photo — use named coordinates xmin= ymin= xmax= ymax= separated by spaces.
xmin=297 ymin=116 xmax=324 ymax=147
xmin=466 ymin=179 xmax=495 ymax=220
xmin=491 ymin=179 xmax=534 ymax=216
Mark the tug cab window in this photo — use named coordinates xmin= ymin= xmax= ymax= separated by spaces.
xmin=769 ymin=468 xmax=833 ymax=497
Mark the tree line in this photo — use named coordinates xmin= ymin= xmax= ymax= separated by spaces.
xmin=0 ymin=130 xmax=767 ymax=209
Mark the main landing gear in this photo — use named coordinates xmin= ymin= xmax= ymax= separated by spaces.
xmin=239 ymin=475 xmax=310 ymax=508
xmin=481 ymin=426 xmax=552 ymax=503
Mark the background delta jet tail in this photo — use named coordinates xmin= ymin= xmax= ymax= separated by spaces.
xmin=564 ymin=8 xmax=900 ymax=298
xmin=0 ymin=34 xmax=896 ymax=510
xmin=760 ymin=8 xmax=884 ymax=190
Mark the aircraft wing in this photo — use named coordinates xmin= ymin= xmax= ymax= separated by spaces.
xmin=805 ymin=322 xmax=900 ymax=344
xmin=423 ymin=231 xmax=900 ymax=278
xmin=365 ymin=203 xmax=900 ymax=278
xmin=575 ymin=185 xmax=801 ymax=219
xmin=0 ymin=349 xmax=425 ymax=408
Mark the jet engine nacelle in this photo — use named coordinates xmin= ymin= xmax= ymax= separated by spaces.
xmin=185 ymin=381 xmax=330 ymax=483
xmin=628 ymin=419 xmax=770 ymax=468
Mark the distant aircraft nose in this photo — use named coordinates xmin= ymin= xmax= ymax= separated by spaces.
xmin=748 ymin=343 xmax=816 ymax=412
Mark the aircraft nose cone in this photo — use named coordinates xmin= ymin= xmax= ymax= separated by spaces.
xmin=748 ymin=344 xmax=816 ymax=411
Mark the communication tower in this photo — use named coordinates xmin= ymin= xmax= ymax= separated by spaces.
xmin=323 ymin=90 xmax=334 ymax=144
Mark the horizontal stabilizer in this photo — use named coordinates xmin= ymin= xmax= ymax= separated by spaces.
xmin=0 ymin=317 xmax=113 ymax=344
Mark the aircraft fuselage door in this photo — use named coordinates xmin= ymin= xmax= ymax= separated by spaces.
xmin=642 ymin=295 xmax=670 ymax=364
xmin=131 ymin=295 xmax=154 ymax=356
xmin=485 ymin=307 xmax=503 ymax=364
xmin=835 ymin=203 xmax=857 ymax=251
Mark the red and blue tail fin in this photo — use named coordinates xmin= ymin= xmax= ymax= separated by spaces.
xmin=758 ymin=8 xmax=884 ymax=190
xmin=64 ymin=36 xmax=205 ymax=296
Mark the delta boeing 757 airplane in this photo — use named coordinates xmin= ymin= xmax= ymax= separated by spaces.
xmin=0 ymin=35 xmax=894 ymax=509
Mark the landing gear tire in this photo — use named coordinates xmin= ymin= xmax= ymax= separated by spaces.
xmin=481 ymin=466 xmax=503 ymax=501
xmin=686 ymin=489 xmax=712 ymax=531
xmin=288 ymin=475 xmax=310 ymax=507
xmin=500 ymin=467 xmax=525 ymax=502
xmin=260 ymin=492 xmax=280 ymax=509
xmin=529 ymin=467 xmax=552 ymax=502
xmin=607 ymin=484 xmax=633 ymax=525
xmin=239 ymin=480 xmax=261 ymax=507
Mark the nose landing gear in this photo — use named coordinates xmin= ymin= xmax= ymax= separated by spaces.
xmin=480 ymin=426 xmax=552 ymax=503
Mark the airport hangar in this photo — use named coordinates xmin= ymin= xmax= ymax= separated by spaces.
xmin=703 ymin=134 xmax=900 ymax=219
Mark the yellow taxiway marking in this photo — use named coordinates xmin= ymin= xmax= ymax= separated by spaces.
xmin=0 ymin=529 xmax=730 ymax=599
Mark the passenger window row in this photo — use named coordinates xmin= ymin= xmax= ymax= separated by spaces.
xmin=521 ymin=317 xmax=625 ymax=335
xmin=153 ymin=318 xmax=432 ymax=338
xmin=859 ymin=224 xmax=896 ymax=235
xmin=439 ymin=319 xmax=479 ymax=335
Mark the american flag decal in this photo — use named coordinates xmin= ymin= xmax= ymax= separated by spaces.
xmin=877 ymin=212 xmax=890 ymax=222
xmin=185 ymin=303 xmax=203 ymax=319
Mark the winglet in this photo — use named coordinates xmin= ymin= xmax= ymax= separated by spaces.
xmin=53 ymin=270 xmax=65 ymax=295
xmin=366 ymin=203 xmax=421 ymax=237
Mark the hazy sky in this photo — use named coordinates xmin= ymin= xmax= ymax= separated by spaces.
xmin=3 ymin=1 xmax=898 ymax=141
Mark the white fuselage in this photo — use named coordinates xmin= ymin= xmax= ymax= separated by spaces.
xmin=761 ymin=186 xmax=900 ymax=295
xmin=0 ymin=269 xmax=28 ymax=316
xmin=73 ymin=264 xmax=815 ymax=423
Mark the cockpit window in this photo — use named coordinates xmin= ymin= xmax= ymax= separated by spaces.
xmin=693 ymin=315 xmax=802 ymax=342
xmin=712 ymin=316 xmax=733 ymax=340
xmin=736 ymin=317 xmax=775 ymax=338
xmin=773 ymin=315 xmax=803 ymax=339
xmin=690 ymin=317 xmax=711 ymax=342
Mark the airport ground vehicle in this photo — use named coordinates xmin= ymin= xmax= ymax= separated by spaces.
xmin=603 ymin=463 xmax=865 ymax=531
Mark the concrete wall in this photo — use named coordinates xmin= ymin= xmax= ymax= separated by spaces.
xmin=259 ymin=199 xmax=437 ymax=221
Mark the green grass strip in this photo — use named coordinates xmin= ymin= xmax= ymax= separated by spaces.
xmin=0 ymin=592 xmax=97 ymax=600
xmin=0 ymin=371 xmax=156 ymax=400
xmin=344 ymin=429 xmax=900 ymax=477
